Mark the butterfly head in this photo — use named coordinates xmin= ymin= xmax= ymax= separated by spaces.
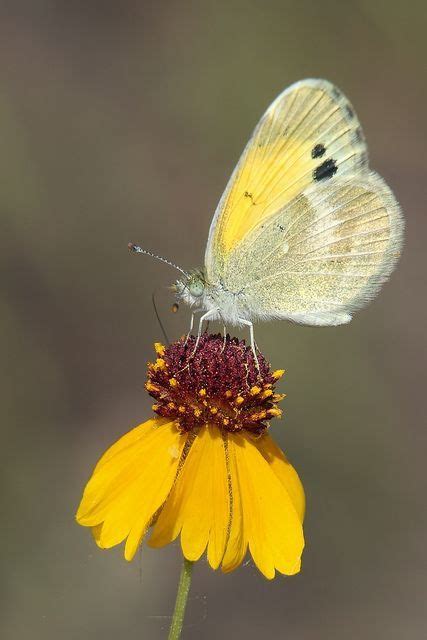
xmin=175 ymin=270 xmax=206 ymax=306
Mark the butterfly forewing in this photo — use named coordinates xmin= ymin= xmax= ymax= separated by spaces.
xmin=205 ymin=79 xmax=369 ymax=282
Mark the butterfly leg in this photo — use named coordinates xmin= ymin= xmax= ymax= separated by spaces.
xmin=216 ymin=311 xmax=227 ymax=352
xmin=238 ymin=318 xmax=260 ymax=371
xmin=221 ymin=323 xmax=227 ymax=352
xmin=184 ymin=312 xmax=196 ymax=346
xmin=190 ymin=308 xmax=219 ymax=358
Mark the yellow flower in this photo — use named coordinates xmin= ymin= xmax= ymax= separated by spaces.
xmin=76 ymin=334 xmax=305 ymax=579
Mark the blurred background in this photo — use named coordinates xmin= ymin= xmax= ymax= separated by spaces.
xmin=2 ymin=1 xmax=426 ymax=638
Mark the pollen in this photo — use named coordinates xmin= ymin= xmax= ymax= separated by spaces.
xmin=250 ymin=385 xmax=262 ymax=396
xmin=273 ymin=393 xmax=286 ymax=402
xmin=154 ymin=342 xmax=165 ymax=357
xmin=153 ymin=358 xmax=166 ymax=371
xmin=250 ymin=410 xmax=267 ymax=421
xmin=260 ymin=389 xmax=273 ymax=400
xmin=145 ymin=381 xmax=160 ymax=393
xmin=168 ymin=444 xmax=180 ymax=459
xmin=146 ymin=335 xmax=286 ymax=435
xmin=272 ymin=369 xmax=285 ymax=380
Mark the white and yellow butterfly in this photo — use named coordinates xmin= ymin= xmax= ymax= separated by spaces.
xmin=130 ymin=79 xmax=404 ymax=356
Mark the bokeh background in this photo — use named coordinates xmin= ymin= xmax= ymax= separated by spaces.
xmin=3 ymin=1 xmax=426 ymax=638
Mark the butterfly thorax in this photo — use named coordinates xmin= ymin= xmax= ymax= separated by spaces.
xmin=175 ymin=270 xmax=251 ymax=326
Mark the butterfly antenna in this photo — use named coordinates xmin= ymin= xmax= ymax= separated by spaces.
xmin=151 ymin=288 xmax=170 ymax=346
xmin=128 ymin=243 xmax=189 ymax=277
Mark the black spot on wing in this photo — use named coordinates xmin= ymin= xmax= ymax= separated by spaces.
xmin=345 ymin=104 xmax=354 ymax=119
xmin=311 ymin=143 xmax=326 ymax=159
xmin=354 ymin=126 xmax=364 ymax=142
xmin=313 ymin=158 xmax=338 ymax=181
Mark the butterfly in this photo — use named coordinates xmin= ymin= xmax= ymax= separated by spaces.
xmin=130 ymin=79 xmax=404 ymax=359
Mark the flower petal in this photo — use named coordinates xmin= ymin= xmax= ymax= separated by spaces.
xmin=92 ymin=420 xmax=156 ymax=473
xmin=222 ymin=433 xmax=304 ymax=579
xmin=254 ymin=433 xmax=305 ymax=522
xmin=91 ymin=523 xmax=103 ymax=546
xmin=76 ymin=419 xmax=164 ymax=522
xmin=221 ymin=436 xmax=247 ymax=574
xmin=206 ymin=429 xmax=231 ymax=569
xmin=75 ymin=418 xmax=187 ymax=561
xmin=149 ymin=425 xmax=230 ymax=568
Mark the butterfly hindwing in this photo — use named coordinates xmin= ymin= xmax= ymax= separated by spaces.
xmin=205 ymin=79 xmax=369 ymax=282
xmin=221 ymin=172 xmax=404 ymax=325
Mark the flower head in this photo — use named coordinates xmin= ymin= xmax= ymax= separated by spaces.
xmin=147 ymin=334 xmax=284 ymax=434
xmin=76 ymin=334 xmax=305 ymax=579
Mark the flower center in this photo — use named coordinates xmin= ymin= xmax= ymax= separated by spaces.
xmin=146 ymin=334 xmax=285 ymax=434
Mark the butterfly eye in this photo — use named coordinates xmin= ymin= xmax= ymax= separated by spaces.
xmin=189 ymin=279 xmax=204 ymax=298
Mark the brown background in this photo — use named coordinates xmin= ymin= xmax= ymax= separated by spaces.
xmin=2 ymin=1 xmax=426 ymax=639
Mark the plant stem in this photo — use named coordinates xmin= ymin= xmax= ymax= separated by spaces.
xmin=167 ymin=558 xmax=194 ymax=640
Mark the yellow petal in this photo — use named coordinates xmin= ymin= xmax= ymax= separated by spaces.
xmin=254 ymin=433 xmax=305 ymax=522
xmin=149 ymin=426 xmax=230 ymax=568
xmin=76 ymin=418 xmax=187 ymax=561
xmin=222 ymin=433 xmax=304 ymax=579
xmin=93 ymin=420 xmax=157 ymax=473
xmin=206 ymin=429 xmax=231 ymax=569
xmin=221 ymin=435 xmax=247 ymax=574
xmin=91 ymin=523 xmax=103 ymax=547
xmin=76 ymin=418 xmax=170 ymax=524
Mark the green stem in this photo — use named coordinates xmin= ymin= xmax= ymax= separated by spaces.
xmin=167 ymin=558 xmax=194 ymax=640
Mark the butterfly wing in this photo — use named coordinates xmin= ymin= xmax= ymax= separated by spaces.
xmin=221 ymin=172 xmax=403 ymax=325
xmin=205 ymin=79 xmax=369 ymax=282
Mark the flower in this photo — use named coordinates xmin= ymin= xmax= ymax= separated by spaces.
xmin=76 ymin=334 xmax=305 ymax=579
